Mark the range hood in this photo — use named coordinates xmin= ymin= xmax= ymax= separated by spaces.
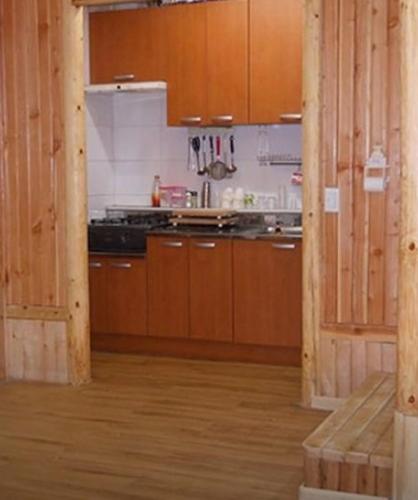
xmin=85 ymin=81 xmax=167 ymax=94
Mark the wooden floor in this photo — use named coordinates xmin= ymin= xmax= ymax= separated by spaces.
xmin=0 ymin=353 xmax=326 ymax=500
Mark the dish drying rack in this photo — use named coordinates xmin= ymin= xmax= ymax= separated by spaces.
xmin=257 ymin=154 xmax=302 ymax=166
xmin=257 ymin=125 xmax=302 ymax=166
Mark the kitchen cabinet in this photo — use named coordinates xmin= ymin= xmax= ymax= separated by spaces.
xmin=206 ymin=0 xmax=249 ymax=125
xmin=88 ymin=255 xmax=147 ymax=336
xmin=233 ymin=239 xmax=302 ymax=347
xmin=166 ymin=3 xmax=208 ymax=126
xmin=88 ymin=0 xmax=302 ymax=126
xmin=249 ymin=0 xmax=303 ymax=124
xmin=89 ymin=7 xmax=167 ymax=84
xmin=106 ymin=257 xmax=147 ymax=336
xmin=189 ymin=238 xmax=233 ymax=342
xmin=88 ymin=255 xmax=108 ymax=335
xmin=147 ymin=236 xmax=189 ymax=338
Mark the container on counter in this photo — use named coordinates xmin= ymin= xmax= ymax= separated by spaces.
xmin=151 ymin=175 xmax=161 ymax=207
xmin=160 ymin=185 xmax=187 ymax=207
xmin=201 ymin=181 xmax=211 ymax=208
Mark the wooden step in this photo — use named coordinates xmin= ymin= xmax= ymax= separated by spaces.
xmin=302 ymin=372 xmax=394 ymax=498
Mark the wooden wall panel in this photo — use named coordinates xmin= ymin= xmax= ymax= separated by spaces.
xmin=0 ymin=1 xmax=5 ymax=380
xmin=0 ymin=0 xmax=66 ymax=308
xmin=0 ymin=1 xmax=90 ymax=384
xmin=319 ymin=334 xmax=396 ymax=399
xmin=320 ymin=0 xmax=400 ymax=330
xmin=5 ymin=319 xmax=68 ymax=383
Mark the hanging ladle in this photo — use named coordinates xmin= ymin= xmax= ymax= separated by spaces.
xmin=226 ymin=133 xmax=237 ymax=173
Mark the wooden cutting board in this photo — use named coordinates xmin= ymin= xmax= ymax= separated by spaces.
xmin=169 ymin=216 xmax=239 ymax=227
xmin=172 ymin=209 xmax=237 ymax=219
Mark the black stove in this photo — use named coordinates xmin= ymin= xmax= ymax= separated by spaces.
xmin=88 ymin=213 xmax=169 ymax=254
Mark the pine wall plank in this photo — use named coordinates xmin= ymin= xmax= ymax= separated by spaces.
xmin=317 ymin=0 xmax=400 ymax=399
xmin=0 ymin=0 xmax=82 ymax=383
xmin=0 ymin=0 xmax=66 ymax=308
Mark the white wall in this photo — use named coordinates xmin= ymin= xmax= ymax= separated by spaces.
xmin=86 ymin=92 xmax=302 ymax=215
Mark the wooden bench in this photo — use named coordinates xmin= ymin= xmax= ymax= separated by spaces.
xmin=301 ymin=372 xmax=394 ymax=499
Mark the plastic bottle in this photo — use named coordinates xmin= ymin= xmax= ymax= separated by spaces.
xmin=151 ymin=175 xmax=161 ymax=207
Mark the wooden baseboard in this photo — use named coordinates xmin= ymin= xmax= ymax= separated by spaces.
xmin=92 ymin=334 xmax=301 ymax=366
xmin=6 ymin=305 xmax=70 ymax=321
xmin=299 ymin=485 xmax=389 ymax=500
xmin=311 ymin=396 xmax=344 ymax=411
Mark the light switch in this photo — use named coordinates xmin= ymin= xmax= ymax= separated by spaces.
xmin=324 ymin=187 xmax=339 ymax=213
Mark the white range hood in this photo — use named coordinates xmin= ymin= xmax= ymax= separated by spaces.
xmin=85 ymin=81 xmax=167 ymax=94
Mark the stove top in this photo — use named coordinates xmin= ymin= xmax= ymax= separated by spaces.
xmin=88 ymin=212 xmax=170 ymax=254
xmin=90 ymin=213 xmax=168 ymax=228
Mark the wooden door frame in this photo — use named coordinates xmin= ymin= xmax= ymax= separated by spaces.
xmin=62 ymin=1 xmax=91 ymax=385
xmin=393 ymin=0 xmax=418 ymax=497
xmin=0 ymin=2 xmax=6 ymax=380
xmin=301 ymin=0 xmax=321 ymax=408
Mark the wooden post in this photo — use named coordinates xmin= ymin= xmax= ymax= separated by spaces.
xmin=394 ymin=0 xmax=418 ymax=497
xmin=302 ymin=0 xmax=322 ymax=407
xmin=62 ymin=1 xmax=91 ymax=385
xmin=0 ymin=2 xmax=5 ymax=380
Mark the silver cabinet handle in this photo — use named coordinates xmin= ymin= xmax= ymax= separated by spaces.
xmin=272 ymin=243 xmax=296 ymax=250
xmin=110 ymin=262 xmax=132 ymax=269
xmin=194 ymin=242 xmax=216 ymax=249
xmin=113 ymin=74 xmax=135 ymax=82
xmin=211 ymin=115 xmax=233 ymax=124
xmin=180 ymin=116 xmax=202 ymax=126
xmin=162 ymin=241 xmax=183 ymax=248
xmin=89 ymin=262 xmax=102 ymax=268
xmin=280 ymin=113 xmax=302 ymax=122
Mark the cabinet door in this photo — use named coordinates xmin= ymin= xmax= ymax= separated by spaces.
xmin=106 ymin=257 xmax=148 ymax=336
xmin=147 ymin=237 xmax=189 ymax=338
xmin=189 ymin=239 xmax=233 ymax=342
xmin=166 ymin=3 xmax=207 ymax=126
xmin=233 ymin=240 xmax=302 ymax=347
xmin=249 ymin=0 xmax=302 ymax=124
xmin=88 ymin=256 xmax=108 ymax=334
xmin=206 ymin=0 xmax=249 ymax=125
xmin=89 ymin=8 xmax=167 ymax=84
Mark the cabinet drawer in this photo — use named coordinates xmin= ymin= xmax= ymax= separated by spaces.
xmin=233 ymin=240 xmax=302 ymax=347
xmin=189 ymin=238 xmax=233 ymax=342
xmin=147 ymin=237 xmax=189 ymax=338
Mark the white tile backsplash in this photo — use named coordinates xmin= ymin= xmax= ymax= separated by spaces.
xmin=114 ymin=126 xmax=162 ymax=161
xmin=86 ymin=125 xmax=114 ymax=162
xmin=86 ymin=92 xmax=302 ymax=213
xmin=113 ymin=93 xmax=165 ymax=127
xmin=114 ymin=161 xmax=161 ymax=196
xmin=87 ymin=160 xmax=114 ymax=196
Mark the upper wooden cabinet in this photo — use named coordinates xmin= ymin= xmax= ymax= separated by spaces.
xmin=206 ymin=0 xmax=249 ymax=125
xmin=88 ymin=0 xmax=302 ymax=123
xmin=166 ymin=3 xmax=208 ymax=126
xmin=89 ymin=7 xmax=167 ymax=84
xmin=249 ymin=0 xmax=303 ymax=124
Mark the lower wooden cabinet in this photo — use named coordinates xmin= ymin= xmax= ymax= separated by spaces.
xmin=147 ymin=236 xmax=189 ymax=338
xmin=88 ymin=255 xmax=147 ymax=336
xmin=90 ymin=237 xmax=302 ymax=361
xmin=88 ymin=256 xmax=108 ymax=335
xmin=233 ymin=239 xmax=302 ymax=347
xmin=189 ymin=238 xmax=233 ymax=342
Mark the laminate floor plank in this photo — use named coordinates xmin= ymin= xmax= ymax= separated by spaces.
xmin=0 ymin=352 xmax=326 ymax=500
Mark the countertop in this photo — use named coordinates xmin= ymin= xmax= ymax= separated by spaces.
xmin=146 ymin=226 xmax=302 ymax=241
xmin=105 ymin=205 xmax=302 ymax=215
